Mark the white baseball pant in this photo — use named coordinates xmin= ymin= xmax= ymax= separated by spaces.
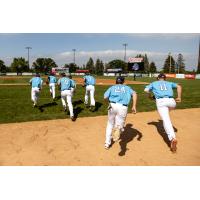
xmin=85 ymin=85 xmax=95 ymax=106
xmin=61 ymin=90 xmax=74 ymax=117
xmin=31 ymin=87 xmax=40 ymax=105
xmin=71 ymin=88 xmax=75 ymax=97
xmin=49 ymin=83 xmax=56 ymax=99
xmin=105 ymin=103 xmax=128 ymax=145
xmin=156 ymin=98 xmax=176 ymax=141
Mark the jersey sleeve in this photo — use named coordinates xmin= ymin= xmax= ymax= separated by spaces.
xmin=104 ymin=87 xmax=111 ymax=99
xmin=144 ymin=83 xmax=153 ymax=91
xmin=171 ymin=82 xmax=177 ymax=88
xmin=128 ymin=86 xmax=135 ymax=95
xmin=29 ymin=78 xmax=33 ymax=83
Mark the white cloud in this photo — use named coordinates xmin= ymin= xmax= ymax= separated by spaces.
xmin=53 ymin=49 xmax=198 ymax=70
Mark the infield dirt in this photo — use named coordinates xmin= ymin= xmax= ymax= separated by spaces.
xmin=0 ymin=108 xmax=200 ymax=166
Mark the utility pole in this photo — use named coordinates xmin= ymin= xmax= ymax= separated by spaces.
xmin=123 ymin=43 xmax=128 ymax=62
xmin=72 ymin=49 xmax=76 ymax=65
xmin=25 ymin=47 xmax=32 ymax=69
xmin=169 ymin=52 xmax=171 ymax=73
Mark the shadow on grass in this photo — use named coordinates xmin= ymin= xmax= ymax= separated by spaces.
xmin=94 ymin=101 xmax=103 ymax=112
xmin=73 ymin=99 xmax=84 ymax=107
xmin=118 ymin=123 xmax=143 ymax=156
xmin=148 ymin=120 xmax=178 ymax=147
xmin=38 ymin=102 xmax=58 ymax=112
xmin=73 ymin=107 xmax=84 ymax=121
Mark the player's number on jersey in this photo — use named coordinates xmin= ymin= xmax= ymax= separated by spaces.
xmin=159 ymin=83 xmax=167 ymax=91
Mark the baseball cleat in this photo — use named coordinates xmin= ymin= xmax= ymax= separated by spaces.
xmin=170 ymin=138 xmax=177 ymax=153
xmin=70 ymin=116 xmax=76 ymax=121
xmin=112 ymin=128 xmax=121 ymax=142
xmin=104 ymin=143 xmax=110 ymax=150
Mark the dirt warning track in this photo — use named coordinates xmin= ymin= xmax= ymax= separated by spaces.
xmin=0 ymin=108 xmax=200 ymax=166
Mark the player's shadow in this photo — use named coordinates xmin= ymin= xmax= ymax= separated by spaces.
xmin=38 ymin=102 xmax=58 ymax=112
xmin=73 ymin=99 xmax=83 ymax=107
xmin=118 ymin=123 xmax=143 ymax=156
xmin=73 ymin=107 xmax=84 ymax=121
xmin=147 ymin=120 xmax=178 ymax=147
xmin=93 ymin=102 xmax=103 ymax=112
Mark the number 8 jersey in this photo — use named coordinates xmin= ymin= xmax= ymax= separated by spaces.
xmin=145 ymin=80 xmax=177 ymax=99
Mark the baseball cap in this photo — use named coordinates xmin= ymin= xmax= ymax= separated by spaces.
xmin=157 ymin=73 xmax=166 ymax=79
xmin=116 ymin=76 xmax=125 ymax=84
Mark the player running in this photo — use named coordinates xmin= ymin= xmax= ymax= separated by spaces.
xmin=29 ymin=73 xmax=43 ymax=107
xmin=83 ymin=72 xmax=96 ymax=111
xmin=47 ymin=72 xmax=57 ymax=100
xmin=144 ymin=73 xmax=182 ymax=153
xmin=104 ymin=76 xmax=137 ymax=150
xmin=68 ymin=74 xmax=76 ymax=97
xmin=57 ymin=73 xmax=75 ymax=121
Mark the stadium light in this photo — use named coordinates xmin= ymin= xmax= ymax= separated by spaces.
xmin=25 ymin=47 xmax=32 ymax=69
xmin=123 ymin=43 xmax=128 ymax=62
xmin=169 ymin=52 xmax=171 ymax=73
xmin=72 ymin=49 xmax=76 ymax=64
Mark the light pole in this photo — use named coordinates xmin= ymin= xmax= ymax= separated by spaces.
xmin=25 ymin=47 xmax=32 ymax=69
xmin=72 ymin=49 xmax=76 ymax=65
xmin=123 ymin=43 xmax=128 ymax=62
xmin=169 ymin=52 xmax=171 ymax=73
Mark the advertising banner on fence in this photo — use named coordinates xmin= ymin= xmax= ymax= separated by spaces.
xmin=195 ymin=74 xmax=200 ymax=79
xmin=165 ymin=74 xmax=176 ymax=78
xmin=176 ymin=74 xmax=185 ymax=79
xmin=185 ymin=74 xmax=195 ymax=79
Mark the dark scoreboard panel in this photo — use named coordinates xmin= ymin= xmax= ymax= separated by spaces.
xmin=128 ymin=62 xmax=144 ymax=71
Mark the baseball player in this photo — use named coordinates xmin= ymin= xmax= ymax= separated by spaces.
xmin=29 ymin=73 xmax=43 ymax=107
xmin=83 ymin=72 xmax=96 ymax=111
xmin=57 ymin=73 xmax=75 ymax=121
xmin=68 ymin=74 xmax=76 ymax=97
xmin=144 ymin=73 xmax=182 ymax=153
xmin=104 ymin=76 xmax=137 ymax=150
xmin=47 ymin=72 xmax=57 ymax=100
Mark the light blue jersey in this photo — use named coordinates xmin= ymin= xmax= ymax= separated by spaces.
xmin=57 ymin=77 xmax=72 ymax=91
xmin=145 ymin=80 xmax=177 ymax=99
xmin=104 ymin=84 xmax=135 ymax=105
xmin=70 ymin=79 xmax=76 ymax=88
xmin=29 ymin=77 xmax=43 ymax=88
xmin=83 ymin=75 xmax=96 ymax=86
xmin=48 ymin=75 xmax=57 ymax=83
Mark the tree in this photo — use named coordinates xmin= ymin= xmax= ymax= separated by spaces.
xmin=68 ymin=63 xmax=78 ymax=73
xmin=107 ymin=59 xmax=127 ymax=71
xmin=86 ymin=57 xmax=95 ymax=73
xmin=149 ymin=62 xmax=157 ymax=73
xmin=176 ymin=53 xmax=185 ymax=73
xmin=163 ymin=54 xmax=175 ymax=73
xmin=0 ymin=60 xmax=6 ymax=73
xmin=95 ymin=59 xmax=104 ymax=75
xmin=32 ymin=58 xmax=57 ymax=73
xmin=10 ymin=57 xmax=29 ymax=73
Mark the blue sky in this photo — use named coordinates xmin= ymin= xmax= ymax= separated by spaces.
xmin=0 ymin=33 xmax=199 ymax=70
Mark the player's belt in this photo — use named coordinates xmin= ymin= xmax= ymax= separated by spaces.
xmin=110 ymin=101 xmax=128 ymax=107
xmin=156 ymin=96 xmax=173 ymax=99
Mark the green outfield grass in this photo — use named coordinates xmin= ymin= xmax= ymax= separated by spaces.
xmin=0 ymin=77 xmax=200 ymax=124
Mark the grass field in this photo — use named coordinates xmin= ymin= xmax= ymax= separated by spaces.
xmin=0 ymin=76 xmax=200 ymax=124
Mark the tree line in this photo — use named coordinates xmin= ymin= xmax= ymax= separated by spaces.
xmin=0 ymin=53 xmax=198 ymax=74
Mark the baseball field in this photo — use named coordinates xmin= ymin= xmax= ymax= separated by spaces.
xmin=0 ymin=76 xmax=200 ymax=165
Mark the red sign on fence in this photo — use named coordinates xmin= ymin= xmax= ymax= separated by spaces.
xmin=185 ymin=74 xmax=195 ymax=79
